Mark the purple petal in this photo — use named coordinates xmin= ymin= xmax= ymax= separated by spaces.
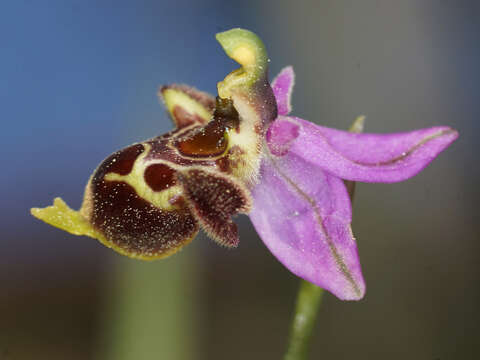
xmin=267 ymin=117 xmax=458 ymax=183
xmin=272 ymin=66 xmax=295 ymax=116
xmin=250 ymin=150 xmax=365 ymax=300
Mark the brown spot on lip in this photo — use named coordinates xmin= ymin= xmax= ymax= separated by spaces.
xmin=86 ymin=142 xmax=199 ymax=257
xmin=172 ymin=97 xmax=242 ymax=159
xmin=89 ymin=179 xmax=198 ymax=257
xmin=144 ymin=163 xmax=177 ymax=191
xmin=98 ymin=144 xmax=144 ymax=176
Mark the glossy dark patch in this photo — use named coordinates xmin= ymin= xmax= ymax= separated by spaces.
xmin=174 ymin=120 xmax=228 ymax=158
xmin=97 ymin=144 xmax=144 ymax=176
xmin=177 ymin=168 xmax=251 ymax=247
xmin=144 ymin=163 xmax=177 ymax=191
xmin=145 ymin=136 xmax=214 ymax=167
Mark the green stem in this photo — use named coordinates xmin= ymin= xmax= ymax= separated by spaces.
xmin=284 ymin=281 xmax=324 ymax=360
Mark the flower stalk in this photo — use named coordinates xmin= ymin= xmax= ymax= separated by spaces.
xmin=284 ymin=281 xmax=324 ymax=360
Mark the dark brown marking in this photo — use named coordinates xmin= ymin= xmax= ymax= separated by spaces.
xmin=145 ymin=135 xmax=215 ymax=167
xmin=215 ymin=157 xmax=230 ymax=173
xmin=84 ymin=144 xmax=199 ymax=257
xmin=98 ymin=144 xmax=144 ymax=176
xmin=177 ymin=168 xmax=251 ymax=247
xmin=174 ymin=120 xmax=228 ymax=158
xmin=88 ymin=177 xmax=198 ymax=256
xmin=144 ymin=163 xmax=177 ymax=191
xmin=215 ymin=146 xmax=245 ymax=174
xmin=213 ymin=97 xmax=240 ymax=130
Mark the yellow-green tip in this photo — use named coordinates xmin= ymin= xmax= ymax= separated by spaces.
xmin=31 ymin=198 xmax=183 ymax=261
xmin=30 ymin=197 xmax=101 ymax=238
xmin=161 ymin=86 xmax=212 ymax=124
xmin=216 ymin=28 xmax=269 ymax=98
xmin=348 ymin=115 xmax=366 ymax=133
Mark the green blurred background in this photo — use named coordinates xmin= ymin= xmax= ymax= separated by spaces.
xmin=1 ymin=0 xmax=478 ymax=359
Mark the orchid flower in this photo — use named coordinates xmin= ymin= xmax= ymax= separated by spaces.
xmin=251 ymin=66 xmax=458 ymax=300
xmin=31 ymin=28 xmax=457 ymax=301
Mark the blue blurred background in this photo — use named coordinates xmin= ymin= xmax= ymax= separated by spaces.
xmin=1 ymin=0 xmax=478 ymax=359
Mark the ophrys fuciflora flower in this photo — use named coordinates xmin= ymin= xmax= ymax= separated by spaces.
xmin=31 ymin=28 xmax=458 ymax=300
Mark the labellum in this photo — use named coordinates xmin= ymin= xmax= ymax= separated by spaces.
xmin=31 ymin=28 xmax=277 ymax=260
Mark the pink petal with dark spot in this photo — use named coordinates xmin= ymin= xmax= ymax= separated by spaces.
xmin=250 ymin=151 xmax=365 ymax=300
